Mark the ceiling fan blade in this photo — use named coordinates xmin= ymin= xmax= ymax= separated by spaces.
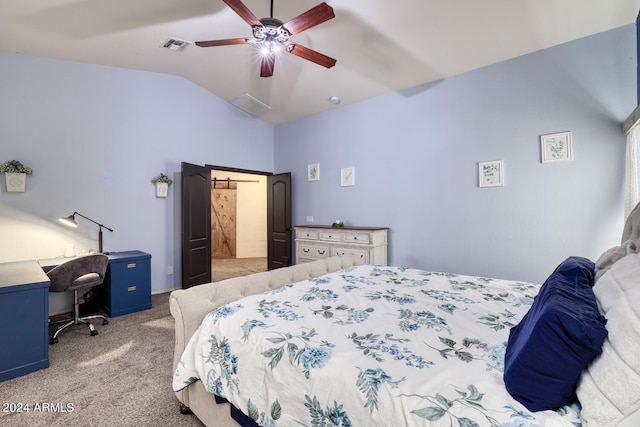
xmin=286 ymin=43 xmax=336 ymax=68
xmin=260 ymin=55 xmax=275 ymax=77
xmin=195 ymin=38 xmax=250 ymax=47
xmin=282 ymin=2 xmax=335 ymax=35
xmin=223 ymin=0 xmax=262 ymax=27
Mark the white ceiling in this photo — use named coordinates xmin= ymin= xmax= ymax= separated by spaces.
xmin=0 ymin=1 xmax=638 ymax=125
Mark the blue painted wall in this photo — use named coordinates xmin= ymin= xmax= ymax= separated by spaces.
xmin=0 ymin=53 xmax=273 ymax=312
xmin=0 ymin=24 xmax=636 ymax=306
xmin=274 ymin=25 xmax=636 ymax=284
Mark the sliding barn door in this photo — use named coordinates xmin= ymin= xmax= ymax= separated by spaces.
xmin=181 ymin=162 xmax=211 ymax=288
xmin=267 ymin=172 xmax=292 ymax=270
xmin=211 ymin=182 xmax=237 ymax=258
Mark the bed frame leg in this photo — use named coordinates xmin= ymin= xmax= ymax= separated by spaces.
xmin=179 ymin=404 xmax=193 ymax=415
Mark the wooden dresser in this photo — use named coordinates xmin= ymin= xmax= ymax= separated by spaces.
xmin=294 ymin=225 xmax=388 ymax=265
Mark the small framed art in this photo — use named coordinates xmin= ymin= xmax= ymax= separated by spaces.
xmin=479 ymin=160 xmax=504 ymax=188
xmin=341 ymin=167 xmax=355 ymax=187
xmin=308 ymin=163 xmax=320 ymax=181
xmin=541 ymin=131 xmax=572 ymax=163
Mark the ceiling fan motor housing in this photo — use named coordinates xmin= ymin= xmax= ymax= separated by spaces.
xmin=253 ymin=18 xmax=291 ymax=43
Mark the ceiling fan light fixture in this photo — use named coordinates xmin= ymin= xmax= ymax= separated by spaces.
xmin=194 ymin=0 xmax=336 ymax=77
xmin=260 ymin=41 xmax=282 ymax=56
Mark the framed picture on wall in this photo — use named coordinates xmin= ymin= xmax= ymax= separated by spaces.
xmin=341 ymin=167 xmax=355 ymax=187
xmin=308 ymin=163 xmax=320 ymax=181
xmin=541 ymin=131 xmax=572 ymax=163
xmin=478 ymin=160 xmax=504 ymax=188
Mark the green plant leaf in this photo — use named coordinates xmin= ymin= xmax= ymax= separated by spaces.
xmin=262 ymin=348 xmax=280 ymax=357
xmin=435 ymin=393 xmax=453 ymax=408
xmin=459 ymin=417 xmax=481 ymax=427
xmin=438 ymin=336 xmax=456 ymax=348
xmin=456 ymin=350 xmax=474 ymax=363
xmin=287 ymin=343 xmax=298 ymax=361
xmin=271 ymin=400 xmax=282 ymax=420
xmin=247 ymin=399 xmax=260 ymax=421
xmin=411 ymin=406 xmax=446 ymax=421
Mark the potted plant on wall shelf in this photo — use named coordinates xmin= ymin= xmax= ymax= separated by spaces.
xmin=151 ymin=173 xmax=173 ymax=198
xmin=0 ymin=160 xmax=33 ymax=192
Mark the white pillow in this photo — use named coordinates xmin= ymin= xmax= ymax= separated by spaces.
xmin=577 ymin=253 xmax=640 ymax=426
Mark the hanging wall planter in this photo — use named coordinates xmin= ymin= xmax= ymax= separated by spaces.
xmin=5 ymin=173 xmax=27 ymax=192
xmin=151 ymin=173 xmax=173 ymax=198
xmin=0 ymin=160 xmax=33 ymax=193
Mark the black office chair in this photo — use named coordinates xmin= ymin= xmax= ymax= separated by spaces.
xmin=47 ymin=253 xmax=109 ymax=344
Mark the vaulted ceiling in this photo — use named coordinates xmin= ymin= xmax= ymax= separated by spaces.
xmin=0 ymin=1 xmax=637 ymax=125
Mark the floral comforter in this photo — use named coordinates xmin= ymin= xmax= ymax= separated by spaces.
xmin=173 ymin=265 xmax=582 ymax=426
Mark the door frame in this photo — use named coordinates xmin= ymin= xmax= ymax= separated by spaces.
xmin=181 ymin=163 xmax=292 ymax=288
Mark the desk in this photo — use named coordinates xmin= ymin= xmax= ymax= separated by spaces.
xmin=0 ymin=261 xmax=50 ymax=382
xmin=39 ymin=251 xmax=152 ymax=318
xmin=0 ymin=250 xmax=152 ymax=383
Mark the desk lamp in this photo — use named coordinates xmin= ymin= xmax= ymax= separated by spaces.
xmin=59 ymin=212 xmax=113 ymax=254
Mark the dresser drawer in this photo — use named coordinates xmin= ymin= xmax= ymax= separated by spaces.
xmin=331 ymin=247 xmax=368 ymax=263
xmin=297 ymin=229 xmax=319 ymax=240
xmin=297 ymin=243 xmax=330 ymax=259
xmin=294 ymin=226 xmax=388 ymax=266
xmin=318 ymin=231 xmax=343 ymax=242
xmin=342 ymin=232 xmax=370 ymax=244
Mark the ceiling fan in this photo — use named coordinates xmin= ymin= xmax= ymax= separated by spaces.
xmin=195 ymin=0 xmax=337 ymax=77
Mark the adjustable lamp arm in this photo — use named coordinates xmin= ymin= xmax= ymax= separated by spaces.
xmin=59 ymin=211 xmax=113 ymax=253
xmin=73 ymin=212 xmax=114 ymax=233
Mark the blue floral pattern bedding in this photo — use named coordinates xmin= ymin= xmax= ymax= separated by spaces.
xmin=173 ymin=265 xmax=582 ymax=426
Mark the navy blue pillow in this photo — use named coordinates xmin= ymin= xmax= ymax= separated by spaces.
xmin=503 ymin=256 xmax=608 ymax=412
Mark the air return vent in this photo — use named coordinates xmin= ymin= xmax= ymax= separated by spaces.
xmin=229 ymin=93 xmax=272 ymax=116
xmin=161 ymin=38 xmax=190 ymax=51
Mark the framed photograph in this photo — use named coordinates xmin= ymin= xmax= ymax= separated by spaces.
xmin=341 ymin=167 xmax=355 ymax=187
xmin=541 ymin=131 xmax=572 ymax=163
xmin=478 ymin=160 xmax=504 ymax=188
xmin=307 ymin=163 xmax=320 ymax=181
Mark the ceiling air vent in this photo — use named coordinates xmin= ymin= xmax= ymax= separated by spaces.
xmin=162 ymin=38 xmax=190 ymax=51
xmin=229 ymin=93 xmax=272 ymax=116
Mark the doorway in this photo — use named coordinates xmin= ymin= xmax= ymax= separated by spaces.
xmin=210 ymin=170 xmax=267 ymax=281
xmin=181 ymin=162 xmax=292 ymax=288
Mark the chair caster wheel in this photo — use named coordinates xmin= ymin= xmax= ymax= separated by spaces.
xmin=103 ymin=319 xmax=109 ymax=325
xmin=91 ymin=330 xmax=99 ymax=336
xmin=50 ymin=337 xmax=59 ymax=344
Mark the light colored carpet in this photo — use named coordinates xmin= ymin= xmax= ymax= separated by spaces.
xmin=211 ymin=257 xmax=267 ymax=282
xmin=0 ymin=292 xmax=204 ymax=427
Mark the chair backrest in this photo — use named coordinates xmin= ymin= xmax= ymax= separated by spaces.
xmin=47 ymin=254 xmax=109 ymax=293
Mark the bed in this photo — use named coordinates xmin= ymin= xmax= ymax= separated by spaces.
xmin=170 ymin=242 xmax=640 ymax=426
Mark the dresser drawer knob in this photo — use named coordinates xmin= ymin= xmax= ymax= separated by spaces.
xmin=303 ymin=248 xmax=310 ymax=253
xmin=318 ymin=250 xmax=326 ymax=255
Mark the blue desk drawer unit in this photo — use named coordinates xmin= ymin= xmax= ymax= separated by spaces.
xmin=102 ymin=251 xmax=152 ymax=317
xmin=0 ymin=261 xmax=50 ymax=382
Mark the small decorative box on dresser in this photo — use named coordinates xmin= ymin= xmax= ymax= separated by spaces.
xmin=295 ymin=225 xmax=389 ymax=265
xmin=102 ymin=251 xmax=152 ymax=317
